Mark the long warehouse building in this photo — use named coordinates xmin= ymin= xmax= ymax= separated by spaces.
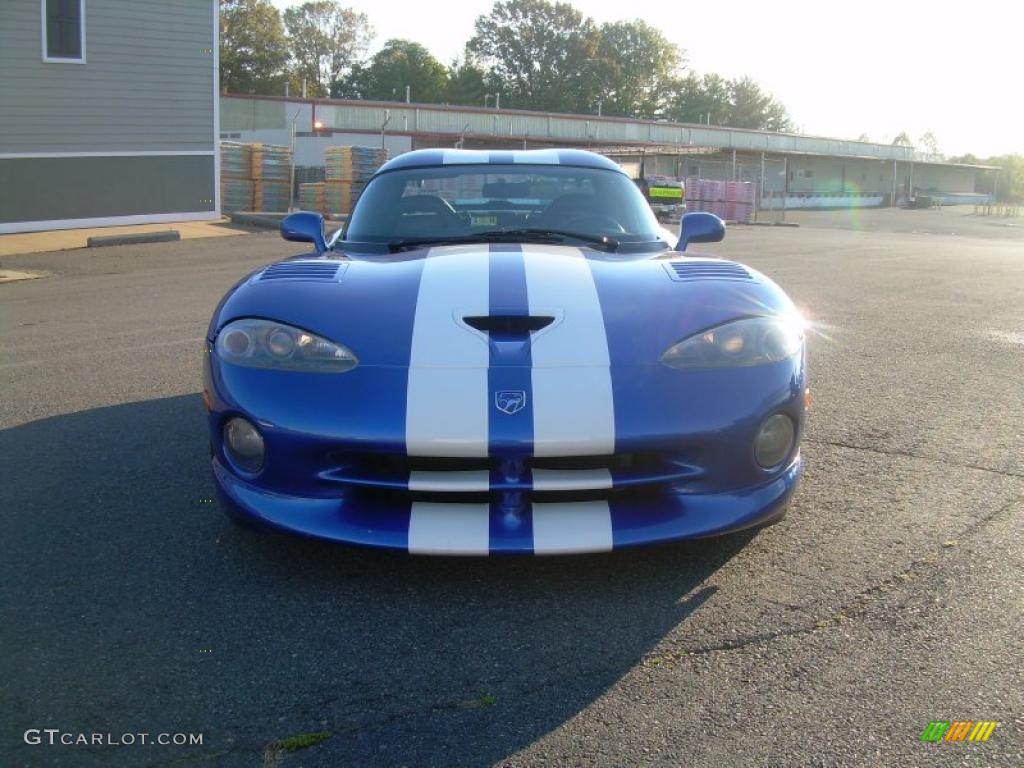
xmin=221 ymin=94 xmax=997 ymax=210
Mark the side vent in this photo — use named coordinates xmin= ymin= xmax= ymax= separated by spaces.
xmin=258 ymin=261 xmax=345 ymax=282
xmin=665 ymin=260 xmax=751 ymax=282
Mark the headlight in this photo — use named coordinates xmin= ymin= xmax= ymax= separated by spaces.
xmin=661 ymin=315 xmax=803 ymax=369
xmin=215 ymin=319 xmax=357 ymax=372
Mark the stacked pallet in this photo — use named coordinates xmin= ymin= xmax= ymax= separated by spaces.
xmin=254 ymin=179 xmax=290 ymax=212
xmin=250 ymin=142 xmax=291 ymax=213
xmin=321 ymin=146 xmax=388 ymax=214
xmin=219 ymin=141 xmax=294 ymax=213
xmin=325 ymin=146 xmax=388 ymax=181
xmin=684 ymin=178 xmax=755 ymax=222
xmin=324 ymin=181 xmax=360 ymax=215
xmin=298 ymin=182 xmax=327 ymax=213
xmin=221 ymin=142 xmax=252 ymax=178
xmin=220 ymin=142 xmax=254 ymax=213
xmin=250 ymin=143 xmax=291 ymax=181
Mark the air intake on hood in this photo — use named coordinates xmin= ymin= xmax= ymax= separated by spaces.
xmin=259 ymin=261 xmax=345 ymax=282
xmin=665 ymin=261 xmax=751 ymax=282
xmin=464 ymin=315 xmax=554 ymax=338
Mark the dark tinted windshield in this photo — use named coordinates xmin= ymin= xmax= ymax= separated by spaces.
xmin=345 ymin=164 xmax=663 ymax=245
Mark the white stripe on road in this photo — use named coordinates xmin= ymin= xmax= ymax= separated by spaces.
xmin=408 ymin=502 xmax=491 ymax=555
xmin=406 ymin=247 xmax=490 ymax=457
xmin=523 ymin=245 xmax=615 ymax=457
xmin=532 ymin=501 xmax=613 ymax=554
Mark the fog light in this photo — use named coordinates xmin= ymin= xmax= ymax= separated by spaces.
xmin=224 ymin=417 xmax=264 ymax=473
xmin=754 ymin=413 xmax=795 ymax=468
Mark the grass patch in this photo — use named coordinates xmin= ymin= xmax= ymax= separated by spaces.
xmin=272 ymin=731 xmax=333 ymax=752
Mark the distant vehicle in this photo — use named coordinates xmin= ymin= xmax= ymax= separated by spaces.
xmin=635 ymin=175 xmax=685 ymax=221
xmin=204 ymin=149 xmax=806 ymax=555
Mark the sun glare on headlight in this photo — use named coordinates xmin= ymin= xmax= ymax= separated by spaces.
xmin=661 ymin=315 xmax=804 ymax=369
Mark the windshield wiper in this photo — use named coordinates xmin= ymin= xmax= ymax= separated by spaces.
xmin=387 ymin=228 xmax=619 ymax=253
xmin=494 ymin=228 xmax=619 ymax=252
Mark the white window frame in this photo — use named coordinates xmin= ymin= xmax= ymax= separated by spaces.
xmin=41 ymin=0 xmax=86 ymax=64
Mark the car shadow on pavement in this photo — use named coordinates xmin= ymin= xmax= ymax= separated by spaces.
xmin=0 ymin=394 xmax=756 ymax=768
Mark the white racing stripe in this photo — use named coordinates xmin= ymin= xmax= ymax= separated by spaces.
xmin=406 ymin=246 xmax=490 ymax=457
xmin=532 ymin=501 xmax=613 ymax=554
xmin=531 ymin=468 xmax=613 ymax=491
xmin=408 ymin=470 xmax=491 ymax=492
xmin=512 ymin=149 xmax=561 ymax=164
xmin=408 ymin=503 xmax=490 ymax=555
xmin=523 ymin=245 xmax=615 ymax=456
xmin=442 ymin=149 xmax=492 ymax=164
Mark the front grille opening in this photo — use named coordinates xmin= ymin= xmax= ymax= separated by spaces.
xmin=341 ymin=454 xmax=493 ymax=473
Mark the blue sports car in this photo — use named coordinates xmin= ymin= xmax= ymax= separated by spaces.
xmin=204 ymin=149 xmax=807 ymax=555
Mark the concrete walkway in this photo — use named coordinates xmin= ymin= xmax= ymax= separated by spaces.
xmin=0 ymin=218 xmax=249 ymax=258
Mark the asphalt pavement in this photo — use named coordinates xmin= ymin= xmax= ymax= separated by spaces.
xmin=1 ymin=209 xmax=1022 ymax=767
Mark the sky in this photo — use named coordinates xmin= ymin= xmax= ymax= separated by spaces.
xmin=273 ymin=0 xmax=1023 ymax=157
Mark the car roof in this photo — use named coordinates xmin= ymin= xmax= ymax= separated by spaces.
xmin=376 ymin=148 xmax=625 ymax=175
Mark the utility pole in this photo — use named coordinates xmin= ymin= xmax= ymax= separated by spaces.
xmin=892 ymin=158 xmax=897 ymax=207
xmin=758 ymin=151 xmax=766 ymax=223
xmin=495 ymin=93 xmax=500 ymax=110
xmin=288 ymin=107 xmax=301 ymax=212
xmin=782 ymin=156 xmax=788 ymax=223
xmin=380 ymin=109 xmax=391 ymax=150
xmin=405 ymin=85 xmax=411 ymax=103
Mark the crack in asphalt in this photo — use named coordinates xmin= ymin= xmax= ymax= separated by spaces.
xmin=642 ymin=492 xmax=1024 ymax=666
xmin=804 ymin=437 xmax=1024 ymax=480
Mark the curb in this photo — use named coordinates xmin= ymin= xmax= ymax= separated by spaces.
xmin=87 ymin=230 xmax=180 ymax=247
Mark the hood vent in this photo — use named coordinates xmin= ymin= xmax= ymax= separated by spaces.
xmin=259 ymin=261 xmax=345 ymax=282
xmin=665 ymin=261 xmax=751 ymax=282
xmin=464 ymin=315 xmax=554 ymax=339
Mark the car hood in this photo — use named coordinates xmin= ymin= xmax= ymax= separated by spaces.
xmin=210 ymin=243 xmax=798 ymax=368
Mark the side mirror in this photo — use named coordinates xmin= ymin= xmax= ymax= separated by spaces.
xmin=676 ymin=212 xmax=726 ymax=252
xmin=280 ymin=211 xmax=327 ymax=254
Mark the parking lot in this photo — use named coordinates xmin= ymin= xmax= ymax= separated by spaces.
xmin=1 ymin=208 xmax=1022 ymax=767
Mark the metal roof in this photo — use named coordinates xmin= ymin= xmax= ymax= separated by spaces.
xmin=377 ymin=148 xmax=624 ymax=173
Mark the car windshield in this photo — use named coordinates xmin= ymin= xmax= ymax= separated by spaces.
xmin=344 ymin=163 xmax=665 ymax=250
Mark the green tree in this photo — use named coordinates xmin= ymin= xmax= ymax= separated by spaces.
xmin=664 ymin=73 xmax=729 ymax=124
xmin=593 ymin=19 xmax=685 ymax=119
xmin=726 ymin=76 xmax=791 ymax=131
xmin=353 ymin=39 xmax=448 ymax=103
xmin=892 ymin=131 xmax=912 ymax=146
xmin=283 ymin=1 xmax=373 ymax=97
xmin=919 ymin=130 xmax=941 ymax=157
xmin=219 ymin=0 xmax=290 ymax=95
xmin=466 ymin=0 xmax=600 ymax=112
xmin=446 ymin=58 xmax=488 ymax=106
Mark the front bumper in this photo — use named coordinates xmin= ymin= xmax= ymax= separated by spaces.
xmin=213 ymin=455 xmax=799 ymax=555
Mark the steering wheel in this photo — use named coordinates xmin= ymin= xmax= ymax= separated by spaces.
xmin=559 ymin=213 xmax=627 ymax=234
